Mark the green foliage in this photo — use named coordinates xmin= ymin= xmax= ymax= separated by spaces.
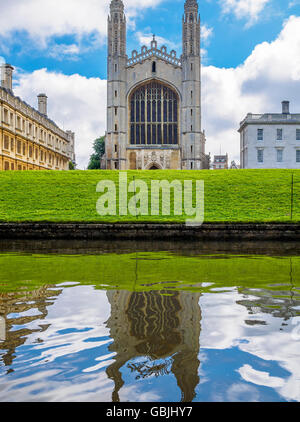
xmin=69 ymin=161 xmax=75 ymax=170
xmin=87 ymin=136 xmax=105 ymax=169
xmin=0 ymin=169 xmax=299 ymax=223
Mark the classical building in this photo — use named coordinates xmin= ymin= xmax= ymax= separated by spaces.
xmin=212 ymin=153 xmax=228 ymax=170
xmin=0 ymin=63 xmax=75 ymax=171
xmin=239 ymin=101 xmax=300 ymax=169
xmin=104 ymin=0 xmax=207 ymax=170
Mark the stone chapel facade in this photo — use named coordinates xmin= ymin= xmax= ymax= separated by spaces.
xmin=104 ymin=0 xmax=207 ymax=170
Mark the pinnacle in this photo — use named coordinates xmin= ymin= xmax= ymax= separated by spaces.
xmin=110 ymin=0 xmax=124 ymax=10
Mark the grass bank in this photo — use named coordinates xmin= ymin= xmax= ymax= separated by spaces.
xmin=0 ymin=169 xmax=299 ymax=223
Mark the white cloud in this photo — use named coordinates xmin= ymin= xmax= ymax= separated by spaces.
xmin=14 ymin=68 xmax=107 ymax=169
xmin=220 ymin=0 xmax=270 ymax=26
xmin=47 ymin=44 xmax=81 ymax=60
xmin=201 ymin=24 xmax=214 ymax=44
xmin=135 ymin=31 xmax=179 ymax=51
xmin=0 ymin=56 xmax=6 ymax=65
xmin=288 ymin=0 xmax=300 ymax=7
xmin=202 ymin=15 xmax=300 ymax=163
xmin=0 ymin=0 xmax=163 ymax=48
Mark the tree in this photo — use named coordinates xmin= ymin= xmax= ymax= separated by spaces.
xmin=87 ymin=136 xmax=105 ymax=169
xmin=69 ymin=161 xmax=75 ymax=170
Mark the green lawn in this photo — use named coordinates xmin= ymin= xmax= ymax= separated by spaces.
xmin=0 ymin=169 xmax=299 ymax=223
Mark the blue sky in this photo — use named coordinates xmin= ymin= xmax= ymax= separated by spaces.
xmin=1 ymin=0 xmax=300 ymax=168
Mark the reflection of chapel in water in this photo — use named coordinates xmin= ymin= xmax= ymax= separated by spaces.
xmin=105 ymin=290 xmax=201 ymax=402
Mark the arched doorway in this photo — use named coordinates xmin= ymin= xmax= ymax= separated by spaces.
xmin=146 ymin=162 xmax=162 ymax=170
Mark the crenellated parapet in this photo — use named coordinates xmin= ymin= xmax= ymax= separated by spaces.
xmin=127 ymin=38 xmax=182 ymax=68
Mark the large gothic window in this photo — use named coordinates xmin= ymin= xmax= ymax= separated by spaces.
xmin=130 ymin=81 xmax=179 ymax=145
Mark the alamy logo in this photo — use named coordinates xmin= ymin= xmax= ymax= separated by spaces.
xmin=96 ymin=172 xmax=204 ymax=226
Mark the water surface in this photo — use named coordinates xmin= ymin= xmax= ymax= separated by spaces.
xmin=0 ymin=240 xmax=299 ymax=402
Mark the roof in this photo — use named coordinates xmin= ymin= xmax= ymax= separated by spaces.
xmin=239 ymin=112 xmax=300 ymax=131
xmin=0 ymin=86 xmax=69 ymax=141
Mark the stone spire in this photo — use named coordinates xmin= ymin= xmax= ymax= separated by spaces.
xmin=184 ymin=0 xmax=199 ymax=11
xmin=110 ymin=0 xmax=124 ymax=12
xmin=182 ymin=0 xmax=200 ymax=57
xmin=108 ymin=0 xmax=126 ymax=57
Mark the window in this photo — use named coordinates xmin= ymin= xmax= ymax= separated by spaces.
xmin=114 ymin=144 xmax=118 ymax=153
xmin=115 ymin=124 xmax=118 ymax=132
xmin=115 ymin=107 xmax=117 ymax=116
xmin=276 ymin=149 xmax=283 ymax=162
xmin=130 ymin=81 xmax=178 ymax=145
xmin=296 ymin=150 xmax=300 ymax=163
xmin=191 ymin=63 xmax=193 ymax=71
xmin=114 ymin=162 xmax=118 ymax=169
xmin=257 ymin=149 xmax=264 ymax=163
xmin=191 ymin=109 xmax=193 ymax=116
xmin=257 ymin=129 xmax=263 ymax=141
xmin=191 ymin=162 xmax=193 ymax=169
xmin=4 ymin=135 xmax=9 ymax=150
xmin=17 ymin=140 xmax=22 ymax=154
xmin=296 ymin=129 xmax=300 ymax=141
xmin=4 ymin=161 xmax=9 ymax=171
xmin=3 ymin=109 xmax=9 ymax=124
xmin=115 ymin=64 xmax=117 ymax=72
xmin=11 ymin=139 xmax=14 ymax=152
xmin=191 ymin=145 xmax=193 ymax=153
xmin=152 ymin=62 xmax=156 ymax=73
xmin=16 ymin=116 xmax=21 ymax=130
xmin=115 ymin=90 xmax=117 ymax=98
xmin=277 ymin=129 xmax=283 ymax=141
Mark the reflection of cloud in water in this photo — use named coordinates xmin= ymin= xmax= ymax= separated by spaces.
xmin=200 ymin=289 xmax=300 ymax=402
xmin=21 ymin=286 xmax=112 ymax=366
xmin=226 ymin=383 xmax=260 ymax=402
xmin=0 ymin=369 xmax=114 ymax=402
xmin=239 ymin=364 xmax=285 ymax=388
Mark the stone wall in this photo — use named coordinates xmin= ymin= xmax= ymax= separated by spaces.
xmin=0 ymin=223 xmax=299 ymax=241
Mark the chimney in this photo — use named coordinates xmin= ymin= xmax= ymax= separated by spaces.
xmin=1 ymin=63 xmax=14 ymax=92
xmin=66 ymin=130 xmax=76 ymax=162
xmin=282 ymin=100 xmax=290 ymax=114
xmin=38 ymin=93 xmax=48 ymax=116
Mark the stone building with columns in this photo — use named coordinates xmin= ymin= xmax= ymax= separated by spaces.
xmin=104 ymin=0 xmax=207 ymax=170
xmin=0 ymin=63 xmax=75 ymax=171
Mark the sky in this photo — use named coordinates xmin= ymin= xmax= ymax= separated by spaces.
xmin=0 ymin=0 xmax=300 ymax=169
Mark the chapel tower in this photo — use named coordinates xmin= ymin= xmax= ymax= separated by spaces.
xmin=181 ymin=0 xmax=204 ymax=170
xmin=107 ymin=0 xmax=127 ymax=170
xmin=104 ymin=0 xmax=206 ymax=170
